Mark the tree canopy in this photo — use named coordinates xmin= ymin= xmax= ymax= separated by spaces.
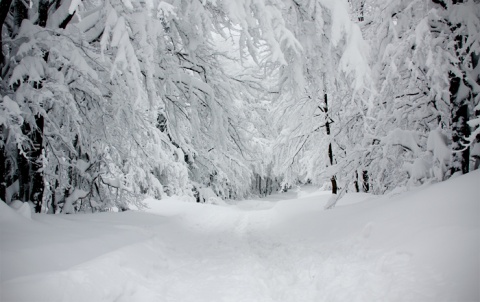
xmin=1 ymin=0 xmax=478 ymax=213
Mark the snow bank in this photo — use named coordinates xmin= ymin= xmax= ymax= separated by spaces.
xmin=335 ymin=192 xmax=373 ymax=206
xmin=8 ymin=200 xmax=33 ymax=219
xmin=0 ymin=200 xmax=31 ymax=222
xmin=267 ymin=171 xmax=479 ymax=301
xmin=1 ymin=171 xmax=478 ymax=302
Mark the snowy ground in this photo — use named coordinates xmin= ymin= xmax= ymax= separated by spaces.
xmin=1 ymin=171 xmax=479 ymax=302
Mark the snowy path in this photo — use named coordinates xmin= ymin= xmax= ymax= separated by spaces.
xmin=1 ymin=171 xmax=479 ymax=302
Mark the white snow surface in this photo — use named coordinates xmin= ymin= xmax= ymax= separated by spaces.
xmin=1 ymin=171 xmax=479 ymax=302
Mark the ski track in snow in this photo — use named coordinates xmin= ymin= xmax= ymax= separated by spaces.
xmin=1 ymin=173 xmax=479 ymax=302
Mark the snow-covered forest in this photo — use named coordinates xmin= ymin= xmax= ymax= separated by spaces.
xmin=0 ymin=0 xmax=479 ymax=301
xmin=0 ymin=0 xmax=479 ymax=211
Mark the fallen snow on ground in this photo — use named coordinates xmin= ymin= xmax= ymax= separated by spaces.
xmin=1 ymin=171 xmax=479 ymax=302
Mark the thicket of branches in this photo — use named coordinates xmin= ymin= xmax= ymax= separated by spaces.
xmin=0 ymin=0 xmax=287 ymax=212
xmin=272 ymin=0 xmax=479 ymax=206
xmin=0 ymin=0 xmax=478 ymax=213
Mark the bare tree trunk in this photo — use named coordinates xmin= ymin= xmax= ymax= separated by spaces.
xmin=362 ymin=170 xmax=370 ymax=192
xmin=324 ymin=92 xmax=337 ymax=195
xmin=354 ymin=171 xmax=360 ymax=193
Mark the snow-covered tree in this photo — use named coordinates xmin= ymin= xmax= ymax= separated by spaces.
xmin=2 ymin=0 xmax=476 ymax=214
xmin=356 ymin=0 xmax=480 ymax=193
xmin=0 ymin=0 xmax=303 ymax=212
xmin=271 ymin=0 xmax=370 ymax=198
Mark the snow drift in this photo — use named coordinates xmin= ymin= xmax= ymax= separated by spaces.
xmin=1 ymin=170 xmax=479 ymax=302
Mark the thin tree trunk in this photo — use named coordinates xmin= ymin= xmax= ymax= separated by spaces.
xmin=38 ymin=0 xmax=51 ymax=27
xmin=17 ymin=127 xmax=31 ymax=202
xmin=0 ymin=143 xmax=5 ymax=202
xmin=362 ymin=170 xmax=370 ymax=192
xmin=17 ymin=114 xmax=44 ymax=211
xmin=449 ymin=28 xmax=471 ymax=175
xmin=0 ymin=0 xmax=14 ymax=69
xmin=354 ymin=171 xmax=360 ymax=193
xmin=13 ymin=0 xmax=27 ymax=30
xmin=450 ymin=98 xmax=470 ymax=174
xmin=324 ymin=92 xmax=337 ymax=195
xmin=30 ymin=114 xmax=44 ymax=212
xmin=258 ymin=176 xmax=262 ymax=196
